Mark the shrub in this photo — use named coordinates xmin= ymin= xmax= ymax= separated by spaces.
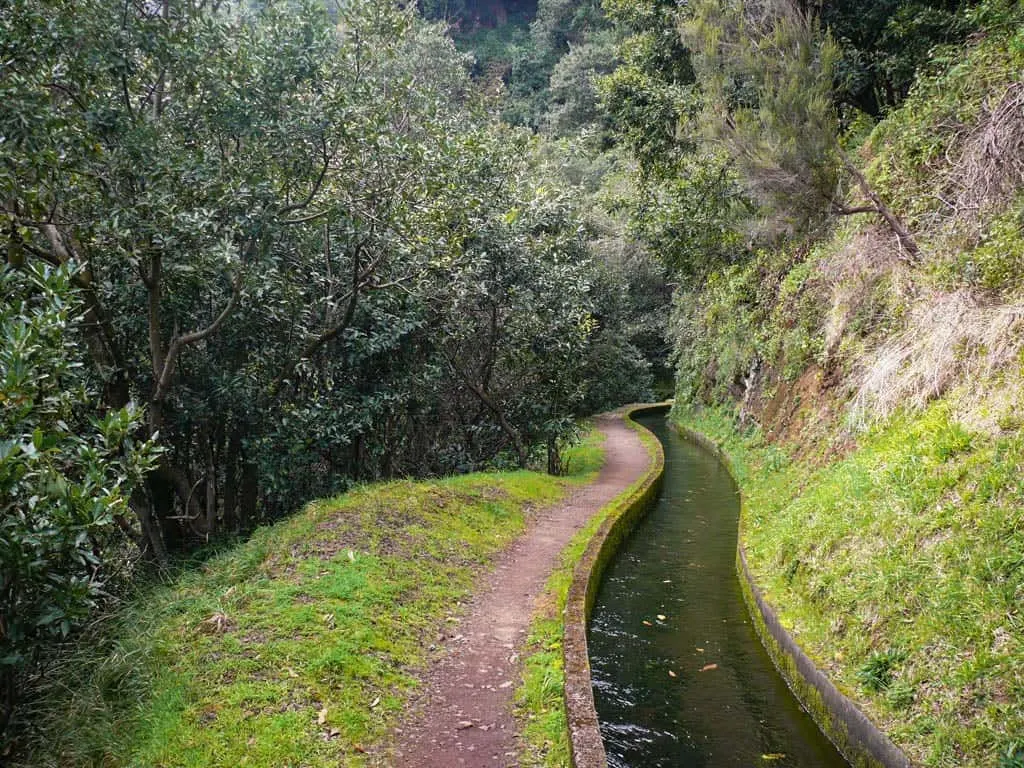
xmin=1 ymin=265 xmax=156 ymax=732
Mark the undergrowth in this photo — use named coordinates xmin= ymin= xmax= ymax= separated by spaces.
xmin=676 ymin=402 xmax=1024 ymax=768
xmin=12 ymin=440 xmax=606 ymax=768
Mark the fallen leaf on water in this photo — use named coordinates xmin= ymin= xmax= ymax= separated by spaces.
xmin=668 ymin=670 xmax=677 ymax=678
xmin=656 ymin=614 xmax=666 ymax=621
xmin=317 ymin=708 xmax=328 ymax=725
xmin=699 ymin=663 xmax=718 ymax=672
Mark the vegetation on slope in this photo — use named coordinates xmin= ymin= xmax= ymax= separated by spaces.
xmin=655 ymin=2 xmax=1024 ymax=766
xmin=677 ymin=404 xmax=1024 ymax=766
xmin=11 ymin=436 xmax=603 ymax=767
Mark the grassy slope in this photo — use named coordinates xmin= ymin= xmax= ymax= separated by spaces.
xmin=16 ymin=438 xmax=605 ymax=768
xmin=676 ymin=402 xmax=1024 ymax=767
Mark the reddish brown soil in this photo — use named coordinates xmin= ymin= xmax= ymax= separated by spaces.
xmin=380 ymin=413 xmax=652 ymax=767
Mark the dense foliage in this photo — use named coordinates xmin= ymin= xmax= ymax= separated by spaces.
xmin=0 ymin=266 xmax=156 ymax=730
xmin=0 ymin=0 xmax=654 ymax=733
xmin=6 ymin=0 xmax=1021 ymax=759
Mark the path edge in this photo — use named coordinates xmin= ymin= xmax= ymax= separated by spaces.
xmin=673 ymin=420 xmax=912 ymax=768
xmin=562 ymin=404 xmax=668 ymax=768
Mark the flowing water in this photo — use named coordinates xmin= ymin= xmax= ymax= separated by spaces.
xmin=588 ymin=409 xmax=849 ymax=768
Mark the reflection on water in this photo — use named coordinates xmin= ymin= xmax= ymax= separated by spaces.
xmin=588 ymin=411 xmax=849 ymax=768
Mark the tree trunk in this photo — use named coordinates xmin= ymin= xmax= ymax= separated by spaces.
xmin=131 ymin=488 xmax=168 ymax=564
xmin=839 ymin=151 xmax=920 ymax=260
xmin=205 ymin=437 xmax=217 ymax=538
xmin=239 ymin=459 xmax=259 ymax=533
xmin=0 ymin=665 xmax=14 ymax=738
xmin=546 ymin=437 xmax=563 ymax=476
xmin=222 ymin=430 xmax=241 ymax=534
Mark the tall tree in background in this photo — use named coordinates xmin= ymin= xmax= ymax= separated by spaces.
xmin=684 ymin=0 xmax=919 ymax=253
xmin=1 ymin=0 xmax=614 ymax=564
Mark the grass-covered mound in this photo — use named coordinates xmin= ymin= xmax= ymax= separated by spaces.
xmin=677 ymin=404 xmax=1024 ymax=768
xmin=14 ymin=438 xmax=603 ymax=768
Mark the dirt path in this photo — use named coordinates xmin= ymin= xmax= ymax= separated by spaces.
xmin=383 ymin=412 xmax=652 ymax=768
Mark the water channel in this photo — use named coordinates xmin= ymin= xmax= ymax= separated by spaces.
xmin=588 ymin=409 xmax=849 ymax=767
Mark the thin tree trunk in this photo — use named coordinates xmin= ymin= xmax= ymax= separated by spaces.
xmin=239 ymin=459 xmax=259 ymax=532
xmin=222 ymin=430 xmax=241 ymax=534
xmin=839 ymin=151 xmax=920 ymax=260
xmin=131 ymin=489 xmax=168 ymax=564
xmin=205 ymin=436 xmax=217 ymax=538
xmin=546 ymin=437 xmax=563 ymax=476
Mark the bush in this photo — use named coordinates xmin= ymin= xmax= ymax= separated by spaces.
xmin=1 ymin=265 xmax=156 ymax=732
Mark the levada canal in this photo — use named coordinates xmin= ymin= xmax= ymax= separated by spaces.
xmin=588 ymin=408 xmax=849 ymax=767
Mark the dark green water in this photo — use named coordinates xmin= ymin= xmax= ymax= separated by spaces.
xmin=588 ymin=411 xmax=849 ymax=768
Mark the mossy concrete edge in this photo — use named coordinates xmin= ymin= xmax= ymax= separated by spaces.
xmin=673 ymin=421 xmax=912 ymax=768
xmin=563 ymin=404 xmax=668 ymax=768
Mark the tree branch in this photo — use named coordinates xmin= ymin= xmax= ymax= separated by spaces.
xmin=839 ymin=150 xmax=920 ymax=260
xmin=152 ymin=270 xmax=243 ymax=403
xmin=278 ymin=137 xmax=330 ymax=217
xmin=444 ymin=350 xmax=528 ymax=468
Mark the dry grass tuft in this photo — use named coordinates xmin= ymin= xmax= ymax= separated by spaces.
xmin=952 ymin=81 xmax=1024 ymax=221
xmin=819 ymin=228 xmax=914 ymax=358
xmin=851 ymin=288 xmax=1024 ymax=426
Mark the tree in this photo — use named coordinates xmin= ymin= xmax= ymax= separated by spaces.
xmin=684 ymin=0 xmax=919 ymax=253
xmin=2 ymin=0 xmax=608 ymax=564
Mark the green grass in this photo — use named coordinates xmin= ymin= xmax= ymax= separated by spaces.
xmin=15 ymin=454 xmax=604 ymax=768
xmin=515 ymin=414 xmax=662 ymax=767
xmin=676 ymin=402 xmax=1024 ymax=768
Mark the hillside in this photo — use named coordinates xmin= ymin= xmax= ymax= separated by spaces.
xmin=668 ymin=7 xmax=1024 ymax=766
xmin=9 ymin=447 xmax=602 ymax=767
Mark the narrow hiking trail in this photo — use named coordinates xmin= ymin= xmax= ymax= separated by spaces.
xmin=380 ymin=413 xmax=652 ymax=768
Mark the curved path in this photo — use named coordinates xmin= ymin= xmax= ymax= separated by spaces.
xmin=381 ymin=413 xmax=652 ymax=767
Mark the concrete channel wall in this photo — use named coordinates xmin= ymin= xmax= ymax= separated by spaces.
xmin=674 ymin=422 xmax=912 ymax=768
xmin=562 ymin=404 xmax=667 ymax=768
